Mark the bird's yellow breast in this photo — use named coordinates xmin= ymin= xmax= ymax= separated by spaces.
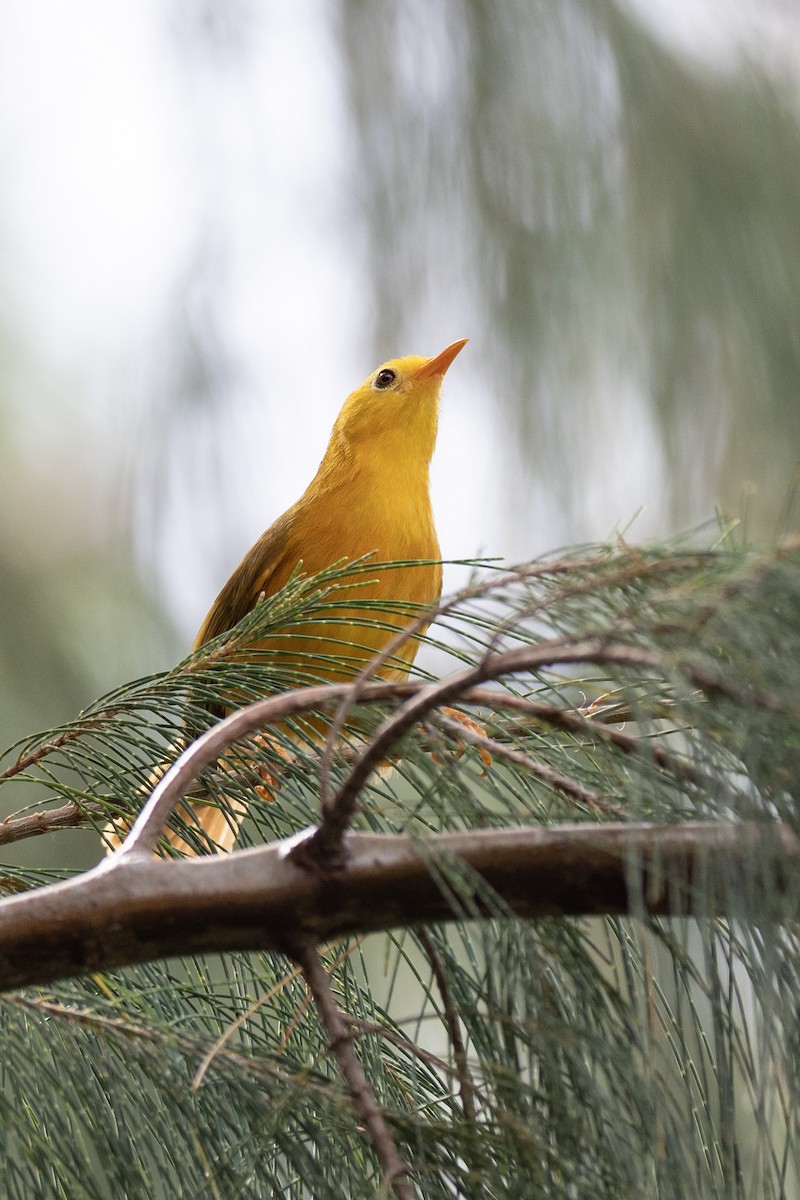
xmin=245 ymin=466 xmax=441 ymax=685
xmin=195 ymin=343 xmax=466 ymax=689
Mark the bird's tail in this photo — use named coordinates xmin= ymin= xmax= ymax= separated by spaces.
xmin=103 ymin=793 xmax=247 ymax=855
xmin=166 ymin=797 xmax=248 ymax=854
xmin=102 ymin=736 xmax=288 ymax=855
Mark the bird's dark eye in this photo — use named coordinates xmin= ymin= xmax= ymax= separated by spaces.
xmin=373 ymin=368 xmax=396 ymax=390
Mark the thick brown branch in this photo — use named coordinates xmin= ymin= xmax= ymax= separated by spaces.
xmin=0 ymin=821 xmax=795 ymax=993
xmin=297 ymin=945 xmax=416 ymax=1199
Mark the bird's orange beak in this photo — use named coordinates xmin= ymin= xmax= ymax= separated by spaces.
xmin=412 ymin=338 xmax=468 ymax=382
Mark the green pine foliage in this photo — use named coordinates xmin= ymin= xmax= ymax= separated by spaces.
xmin=0 ymin=539 xmax=799 ymax=1197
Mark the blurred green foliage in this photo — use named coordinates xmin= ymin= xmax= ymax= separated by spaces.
xmin=335 ymin=0 xmax=800 ymax=529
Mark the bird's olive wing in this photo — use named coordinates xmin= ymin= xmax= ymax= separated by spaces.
xmin=192 ymin=510 xmax=301 ymax=649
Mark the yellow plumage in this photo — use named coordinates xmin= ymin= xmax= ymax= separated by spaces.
xmin=109 ymin=339 xmax=466 ymax=853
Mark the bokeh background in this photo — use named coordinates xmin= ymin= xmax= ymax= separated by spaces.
xmin=2 ymin=0 xmax=799 ymax=856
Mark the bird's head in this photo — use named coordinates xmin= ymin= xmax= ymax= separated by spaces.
xmin=331 ymin=339 xmax=467 ymax=462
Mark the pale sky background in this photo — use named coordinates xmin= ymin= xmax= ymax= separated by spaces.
xmin=0 ymin=0 xmax=797 ymax=652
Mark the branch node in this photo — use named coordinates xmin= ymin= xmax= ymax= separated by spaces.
xmin=285 ymin=825 xmax=350 ymax=873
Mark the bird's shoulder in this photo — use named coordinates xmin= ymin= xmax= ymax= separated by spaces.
xmin=193 ymin=507 xmax=302 ymax=648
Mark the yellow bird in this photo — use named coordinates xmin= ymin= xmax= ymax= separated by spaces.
xmin=160 ymin=338 xmax=467 ymax=852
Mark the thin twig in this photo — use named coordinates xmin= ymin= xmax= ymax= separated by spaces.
xmin=346 ymin=1015 xmax=455 ymax=1083
xmin=12 ymin=994 xmax=339 ymax=1099
xmin=476 ymin=550 xmax=707 ymax=661
xmin=0 ymin=801 xmax=93 ymax=845
xmin=114 ymin=681 xmax=403 ymax=856
xmin=431 ymin=711 xmax=616 ymax=817
xmin=278 ymin=938 xmax=365 ymax=1054
xmin=478 ymin=692 xmax=712 ymax=787
xmin=192 ymin=963 xmax=303 ymax=1090
xmin=417 ymin=928 xmax=477 ymax=1124
xmin=295 ymin=944 xmax=417 ymax=1199
xmin=317 ymin=601 xmax=437 ymax=817
xmin=0 ymin=729 xmax=84 ymax=783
